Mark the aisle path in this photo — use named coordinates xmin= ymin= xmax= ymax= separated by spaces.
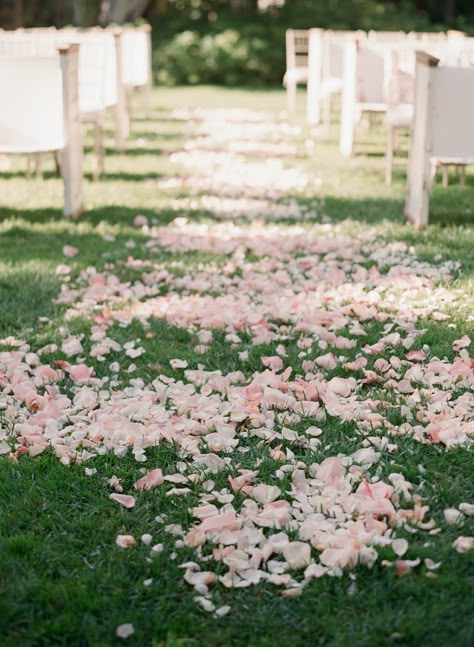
xmin=1 ymin=104 xmax=473 ymax=612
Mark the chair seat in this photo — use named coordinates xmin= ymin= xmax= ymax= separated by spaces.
xmin=320 ymin=77 xmax=342 ymax=97
xmin=385 ymin=104 xmax=413 ymax=128
xmin=432 ymin=157 xmax=474 ymax=165
xmin=0 ymin=143 xmax=62 ymax=154
xmin=357 ymin=102 xmax=387 ymax=112
xmin=283 ymin=67 xmax=309 ymax=86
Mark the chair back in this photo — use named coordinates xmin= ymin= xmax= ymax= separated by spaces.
xmin=0 ymin=54 xmax=64 ymax=153
xmin=121 ymin=29 xmax=149 ymax=87
xmin=286 ymin=29 xmax=309 ymax=71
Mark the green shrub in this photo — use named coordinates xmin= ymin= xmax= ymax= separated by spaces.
xmin=153 ymin=24 xmax=286 ymax=86
xmin=155 ymin=31 xmax=204 ymax=84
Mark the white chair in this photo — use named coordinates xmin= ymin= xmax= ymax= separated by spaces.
xmin=307 ymin=29 xmax=353 ymax=126
xmin=384 ymin=35 xmax=472 ymax=184
xmin=367 ymin=30 xmax=406 ymax=42
xmin=60 ymin=31 xmax=113 ymax=177
xmin=0 ymin=29 xmax=129 ymax=175
xmin=339 ymin=33 xmax=460 ymax=161
xmin=339 ymin=37 xmax=393 ymax=158
xmin=0 ymin=45 xmax=83 ymax=217
xmin=384 ymin=47 xmax=417 ymax=184
xmin=405 ymin=51 xmax=474 ymax=228
xmin=121 ymin=25 xmax=152 ymax=119
xmin=436 ymin=37 xmax=474 ymax=186
xmin=58 ymin=28 xmax=128 ymax=155
xmin=283 ymin=29 xmax=309 ymax=113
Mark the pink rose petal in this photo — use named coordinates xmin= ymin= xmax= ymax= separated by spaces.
xmin=116 ymin=535 xmax=136 ymax=549
xmin=63 ymin=245 xmax=78 ymax=258
xmin=453 ymin=536 xmax=474 ymax=553
xmin=452 ymin=335 xmax=471 ymax=351
xmin=110 ymin=493 xmax=136 ymax=509
xmin=133 ymin=468 xmax=164 ymax=491
xmin=283 ymin=542 xmax=311 ymax=569
xmin=406 ymin=350 xmax=426 ymax=362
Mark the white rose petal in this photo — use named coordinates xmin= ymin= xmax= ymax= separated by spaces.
xmin=453 ymin=536 xmax=474 ymax=553
xmin=116 ymin=623 xmax=134 ymax=639
xmin=444 ymin=508 xmax=463 ymax=525
xmin=392 ymin=538 xmax=409 ymax=557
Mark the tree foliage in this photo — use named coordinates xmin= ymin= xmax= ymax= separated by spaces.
xmin=4 ymin=0 xmax=474 ymax=28
xmin=2 ymin=0 xmax=474 ymax=86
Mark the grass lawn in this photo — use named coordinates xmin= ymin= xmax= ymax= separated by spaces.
xmin=0 ymin=86 xmax=473 ymax=646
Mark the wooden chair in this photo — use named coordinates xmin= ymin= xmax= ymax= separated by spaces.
xmin=60 ymin=30 xmax=113 ymax=176
xmin=0 ymin=29 xmax=129 ymax=175
xmin=384 ymin=35 xmax=473 ymax=184
xmin=339 ymin=37 xmax=393 ymax=158
xmin=307 ymin=29 xmax=353 ymax=126
xmin=339 ymin=33 xmax=463 ymax=162
xmin=405 ymin=51 xmax=474 ymax=228
xmin=283 ymin=29 xmax=309 ymax=113
xmin=0 ymin=45 xmax=83 ymax=217
xmin=384 ymin=46 xmax=417 ymax=184
xmin=59 ymin=28 xmax=128 ymax=154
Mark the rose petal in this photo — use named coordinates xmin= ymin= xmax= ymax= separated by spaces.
xmin=116 ymin=535 xmax=136 ymax=549
xmin=110 ymin=493 xmax=136 ymax=509
xmin=453 ymin=536 xmax=474 ymax=553
xmin=133 ymin=468 xmax=164 ymax=491
xmin=63 ymin=245 xmax=78 ymax=258
xmin=392 ymin=538 xmax=409 ymax=557
xmin=283 ymin=541 xmax=311 ymax=569
xmin=116 ymin=623 xmax=134 ymax=639
xmin=251 ymin=484 xmax=281 ymax=504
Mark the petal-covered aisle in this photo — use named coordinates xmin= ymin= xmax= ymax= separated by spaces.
xmin=1 ymin=97 xmax=473 ymax=640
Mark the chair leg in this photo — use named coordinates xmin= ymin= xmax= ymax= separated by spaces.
xmin=55 ymin=151 xmax=63 ymax=177
xmin=368 ymin=111 xmax=377 ymax=131
xmin=323 ymin=93 xmax=331 ymax=130
xmin=0 ymin=154 xmax=9 ymax=172
xmin=55 ymin=151 xmax=62 ymax=177
xmin=93 ymin=123 xmax=99 ymax=182
xmin=385 ymin=126 xmax=395 ymax=185
xmin=126 ymin=88 xmax=133 ymax=130
xmin=144 ymin=81 xmax=152 ymax=119
xmin=393 ymin=129 xmax=400 ymax=153
xmin=429 ymin=162 xmax=437 ymax=188
xmin=287 ymin=81 xmax=296 ymax=113
xmin=442 ymin=165 xmax=449 ymax=188
xmin=92 ymin=121 xmax=104 ymax=181
xmin=98 ymin=122 xmax=105 ymax=178
xmin=35 ymin=153 xmax=42 ymax=179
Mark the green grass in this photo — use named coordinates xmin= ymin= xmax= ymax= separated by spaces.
xmin=0 ymin=86 xmax=473 ymax=646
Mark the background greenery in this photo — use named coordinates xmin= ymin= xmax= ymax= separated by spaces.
xmin=2 ymin=0 xmax=474 ymax=86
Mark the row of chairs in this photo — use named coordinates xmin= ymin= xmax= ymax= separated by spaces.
xmin=284 ymin=28 xmax=474 ymax=227
xmin=0 ymin=25 xmax=152 ymax=216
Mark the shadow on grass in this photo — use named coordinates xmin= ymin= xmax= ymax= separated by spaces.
xmin=1 ymin=187 xmax=473 ymax=230
xmin=130 ymin=130 xmax=186 ymax=140
xmin=101 ymin=147 xmax=166 ymax=158
xmin=0 ymin=168 xmax=158 ymax=182
xmin=94 ymin=170 xmax=164 ymax=182
xmin=0 ymin=205 xmax=173 ymax=228
xmin=0 ymin=170 xmax=59 ymax=181
xmin=321 ymin=191 xmax=474 ymax=229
